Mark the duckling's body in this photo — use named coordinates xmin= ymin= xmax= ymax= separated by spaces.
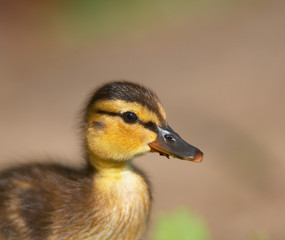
xmin=0 ymin=81 xmax=202 ymax=240
xmin=0 ymin=163 xmax=150 ymax=240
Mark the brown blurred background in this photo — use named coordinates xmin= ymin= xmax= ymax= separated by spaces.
xmin=0 ymin=0 xmax=284 ymax=239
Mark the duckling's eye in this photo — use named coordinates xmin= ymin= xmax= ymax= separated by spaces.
xmin=122 ymin=111 xmax=138 ymax=124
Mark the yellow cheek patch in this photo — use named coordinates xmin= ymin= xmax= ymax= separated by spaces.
xmin=86 ymin=115 xmax=157 ymax=161
xmin=92 ymin=100 xmax=165 ymax=126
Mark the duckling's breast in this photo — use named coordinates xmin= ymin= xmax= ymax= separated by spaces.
xmin=50 ymin=166 xmax=151 ymax=240
xmin=94 ymin=168 xmax=151 ymax=240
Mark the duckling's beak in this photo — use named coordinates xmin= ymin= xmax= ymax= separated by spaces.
xmin=149 ymin=126 xmax=203 ymax=162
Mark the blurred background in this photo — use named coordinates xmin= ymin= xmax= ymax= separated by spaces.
xmin=0 ymin=0 xmax=284 ymax=239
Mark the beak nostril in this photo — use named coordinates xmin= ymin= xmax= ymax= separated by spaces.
xmin=164 ymin=134 xmax=175 ymax=142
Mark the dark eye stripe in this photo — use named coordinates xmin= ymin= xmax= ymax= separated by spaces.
xmin=95 ymin=109 xmax=157 ymax=133
xmin=139 ymin=121 xmax=157 ymax=133
xmin=96 ymin=110 xmax=120 ymax=117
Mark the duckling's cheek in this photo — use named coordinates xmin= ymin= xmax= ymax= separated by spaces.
xmin=86 ymin=120 xmax=157 ymax=161
xmin=122 ymin=123 xmax=157 ymax=154
xmin=107 ymin=123 xmax=156 ymax=160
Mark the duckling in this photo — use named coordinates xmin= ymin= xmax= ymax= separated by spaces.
xmin=0 ymin=81 xmax=203 ymax=240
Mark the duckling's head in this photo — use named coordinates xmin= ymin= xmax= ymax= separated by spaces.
xmin=83 ymin=81 xmax=203 ymax=165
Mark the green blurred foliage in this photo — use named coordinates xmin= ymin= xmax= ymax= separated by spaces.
xmin=151 ymin=207 xmax=272 ymax=240
xmin=152 ymin=207 xmax=210 ymax=240
xmin=54 ymin=0 xmax=249 ymax=41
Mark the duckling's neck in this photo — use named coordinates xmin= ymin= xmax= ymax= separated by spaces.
xmin=90 ymin=155 xmax=149 ymax=199
xmin=92 ymin=157 xmax=137 ymax=183
xmin=87 ymin=155 xmax=152 ymax=240
xmin=91 ymin=155 xmax=131 ymax=171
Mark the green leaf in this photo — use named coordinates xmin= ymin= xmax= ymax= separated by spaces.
xmin=152 ymin=207 xmax=210 ymax=240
